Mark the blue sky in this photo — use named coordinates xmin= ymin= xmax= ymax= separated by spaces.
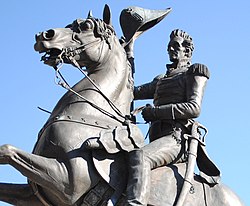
xmin=0 ymin=1 xmax=249 ymax=205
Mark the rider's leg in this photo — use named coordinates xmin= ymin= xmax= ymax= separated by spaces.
xmin=143 ymin=134 xmax=185 ymax=169
xmin=126 ymin=149 xmax=151 ymax=206
xmin=125 ymin=134 xmax=185 ymax=206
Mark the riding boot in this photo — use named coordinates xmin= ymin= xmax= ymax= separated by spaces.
xmin=125 ymin=149 xmax=151 ymax=206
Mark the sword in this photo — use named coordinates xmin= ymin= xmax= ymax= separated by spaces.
xmin=175 ymin=121 xmax=207 ymax=206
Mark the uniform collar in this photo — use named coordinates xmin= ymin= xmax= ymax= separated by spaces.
xmin=166 ymin=62 xmax=190 ymax=76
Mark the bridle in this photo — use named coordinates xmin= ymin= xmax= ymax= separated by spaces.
xmin=51 ymin=21 xmax=130 ymax=125
xmin=63 ymin=18 xmax=114 ymax=63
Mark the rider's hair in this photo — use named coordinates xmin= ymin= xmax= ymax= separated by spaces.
xmin=169 ymin=29 xmax=194 ymax=58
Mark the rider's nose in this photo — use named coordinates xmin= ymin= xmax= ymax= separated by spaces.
xmin=42 ymin=29 xmax=55 ymax=40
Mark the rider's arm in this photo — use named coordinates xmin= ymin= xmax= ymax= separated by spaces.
xmin=134 ymin=74 xmax=163 ymax=100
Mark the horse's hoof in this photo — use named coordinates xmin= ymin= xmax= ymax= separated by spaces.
xmin=0 ymin=144 xmax=15 ymax=164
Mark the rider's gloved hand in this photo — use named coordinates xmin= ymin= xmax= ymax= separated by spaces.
xmin=141 ymin=104 xmax=157 ymax=122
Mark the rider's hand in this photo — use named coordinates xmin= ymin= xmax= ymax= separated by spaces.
xmin=141 ymin=104 xmax=157 ymax=122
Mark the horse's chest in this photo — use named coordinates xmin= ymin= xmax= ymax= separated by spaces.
xmin=33 ymin=118 xmax=106 ymax=157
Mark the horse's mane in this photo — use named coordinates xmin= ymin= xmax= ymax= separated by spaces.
xmin=91 ymin=18 xmax=134 ymax=91
xmin=68 ymin=17 xmax=133 ymax=90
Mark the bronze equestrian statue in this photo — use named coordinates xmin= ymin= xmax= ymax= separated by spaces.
xmin=0 ymin=5 xmax=244 ymax=206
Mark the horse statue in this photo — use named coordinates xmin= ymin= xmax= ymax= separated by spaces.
xmin=0 ymin=5 xmax=244 ymax=206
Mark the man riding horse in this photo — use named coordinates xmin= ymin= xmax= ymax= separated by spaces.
xmin=1 ymin=5 xmax=243 ymax=206
xmin=85 ymin=6 xmax=221 ymax=206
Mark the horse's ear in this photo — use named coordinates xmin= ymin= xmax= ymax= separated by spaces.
xmin=87 ymin=10 xmax=93 ymax=18
xmin=103 ymin=4 xmax=112 ymax=25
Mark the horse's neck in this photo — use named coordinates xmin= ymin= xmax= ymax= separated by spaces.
xmin=49 ymin=40 xmax=132 ymax=124
xmin=87 ymin=45 xmax=132 ymax=115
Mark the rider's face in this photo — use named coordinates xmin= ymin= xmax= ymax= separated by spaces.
xmin=167 ymin=37 xmax=187 ymax=63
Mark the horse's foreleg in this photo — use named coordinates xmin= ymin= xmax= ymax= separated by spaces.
xmin=0 ymin=183 xmax=43 ymax=206
xmin=0 ymin=144 xmax=70 ymax=203
xmin=0 ymin=144 xmax=98 ymax=205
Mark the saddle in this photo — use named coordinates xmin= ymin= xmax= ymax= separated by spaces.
xmin=87 ymin=145 xmax=221 ymax=206
xmin=82 ymin=121 xmax=221 ymax=205
xmin=91 ymin=150 xmax=188 ymax=205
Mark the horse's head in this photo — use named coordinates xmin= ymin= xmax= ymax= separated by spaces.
xmin=34 ymin=5 xmax=118 ymax=69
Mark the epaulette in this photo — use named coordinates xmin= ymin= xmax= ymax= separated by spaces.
xmin=188 ymin=63 xmax=210 ymax=79
xmin=153 ymin=74 xmax=165 ymax=81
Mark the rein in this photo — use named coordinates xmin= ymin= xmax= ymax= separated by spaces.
xmin=53 ymin=42 xmax=129 ymax=125
xmin=63 ymin=36 xmax=101 ymax=61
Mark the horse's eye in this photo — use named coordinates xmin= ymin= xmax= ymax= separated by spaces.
xmin=80 ymin=20 xmax=94 ymax=31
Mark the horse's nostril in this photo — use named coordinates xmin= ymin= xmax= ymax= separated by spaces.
xmin=43 ymin=29 xmax=55 ymax=40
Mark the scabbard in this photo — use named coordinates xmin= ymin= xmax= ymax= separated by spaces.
xmin=175 ymin=121 xmax=206 ymax=206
